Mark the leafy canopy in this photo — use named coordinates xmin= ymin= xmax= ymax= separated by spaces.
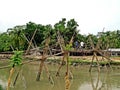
xmin=10 ymin=51 xmax=23 ymax=67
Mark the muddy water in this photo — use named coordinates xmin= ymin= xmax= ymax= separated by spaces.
xmin=0 ymin=61 xmax=120 ymax=90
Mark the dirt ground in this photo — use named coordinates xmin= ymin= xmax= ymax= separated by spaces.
xmin=48 ymin=56 xmax=120 ymax=62
xmin=0 ymin=53 xmax=120 ymax=62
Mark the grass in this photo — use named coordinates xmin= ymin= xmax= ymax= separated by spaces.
xmin=47 ymin=56 xmax=120 ymax=66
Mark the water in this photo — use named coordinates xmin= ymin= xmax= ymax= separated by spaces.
xmin=0 ymin=61 xmax=120 ymax=90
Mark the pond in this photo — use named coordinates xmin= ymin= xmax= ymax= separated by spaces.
xmin=0 ymin=60 xmax=120 ymax=90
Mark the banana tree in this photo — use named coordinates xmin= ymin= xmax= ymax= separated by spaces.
xmin=7 ymin=51 xmax=23 ymax=90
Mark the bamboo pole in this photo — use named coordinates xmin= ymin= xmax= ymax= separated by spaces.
xmin=22 ymin=33 xmax=35 ymax=48
xmin=25 ymin=29 xmax=37 ymax=55
xmin=36 ymin=58 xmax=45 ymax=81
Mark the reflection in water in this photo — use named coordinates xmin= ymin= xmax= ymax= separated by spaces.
xmin=89 ymin=72 xmax=101 ymax=90
xmin=102 ymin=71 xmax=112 ymax=90
xmin=78 ymin=72 xmax=102 ymax=90
xmin=19 ymin=69 xmax=27 ymax=89
xmin=12 ymin=68 xmax=27 ymax=90
xmin=0 ymin=79 xmax=7 ymax=90
xmin=89 ymin=71 xmax=112 ymax=90
xmin=78 ymin=68 xmax=120 ymax=90
xmin=0 ymin=62 xmax=120 ymax=90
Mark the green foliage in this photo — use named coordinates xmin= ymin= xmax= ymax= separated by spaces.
xmin=54 ymin=18 xmax=66 ymax=32
xmin=43 ymin=24 xmax=53 ymax=39
xmin=7 ymin=25 xmax=26 ymax=50
xmin=98 ymin=30 xmax=120 ymax=49
xmin=0 ymin=33 xmax=11 ymax=51
xmin=65 ymin=44 xmax=72 ymax=51
xmin=0 ymin=85 xmax=3 ymax=90
xmin=10 ymin=51 xmax=23 ymax=67
xmin=24 ymin=22 xmax=44 ymax=46
xmin=0 ymin=18 xmax=120 ymax=52
xmin=54 ymin=18 xmax=79 ymax=43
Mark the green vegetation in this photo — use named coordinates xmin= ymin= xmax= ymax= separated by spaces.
xmin=10 ymin=51 xmax=23 ymax=66
xmin=0 ymin=85 xmax=3 ymax=90
xmin=0 ymin=18 xmax=119 ymax=90
xmin=7 ymin=51 xmax=23 ymax=90
xmin=0 ymin=18 xmax=119 ymax=52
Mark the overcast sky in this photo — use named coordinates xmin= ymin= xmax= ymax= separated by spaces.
xmin=0 ymin=0 xmax=120 ymax=35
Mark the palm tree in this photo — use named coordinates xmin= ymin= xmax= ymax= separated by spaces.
xmin=7 ymin=26 xmax=26 ymax=50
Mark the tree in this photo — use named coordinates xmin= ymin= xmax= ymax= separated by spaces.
xmin=24 ymin=22 xmax=44 ymax=47
xmin=98 ymin=30 xmax=120 ymax=49
xmin=0 ymin=33 xmax=11 ymax=51
xmin=54 ymin=18 xmax=79 ymax=45
xmin=7 ymin=25 xmax=26 ymax=50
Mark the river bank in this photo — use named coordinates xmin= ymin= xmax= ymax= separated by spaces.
xmin=0 ymin=56 xmax=120 ymax=69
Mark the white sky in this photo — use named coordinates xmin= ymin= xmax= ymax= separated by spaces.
xmin=0 ymin=0 xmax=120 ymax=35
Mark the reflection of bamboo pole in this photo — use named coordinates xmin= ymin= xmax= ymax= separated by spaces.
xmin=99 ymin=71 xmax=107 ymax=90
xmin=97 ymin=70 xmax=112 ymax=90
xmin=90 ymin=72 xmax=112 ymax=90
xmin=13 ymin=66 xmax=22 ymax=86
xmin=95 ymin=72 xmax=100 ymax=89
xmin=7 ymin=66 xmax=14 ymax=90
xmin=106 ymin=71 xmax=112 ymax=90
xmin=20 ymin=69 xmax=27 ymax=89
xmin=44 ymin=63 xmax=54 ymax=85
xmin=89 ymin=72 xmax=100 ymax=90
xmin=89 ymin=72 xmax=94 ymax=89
